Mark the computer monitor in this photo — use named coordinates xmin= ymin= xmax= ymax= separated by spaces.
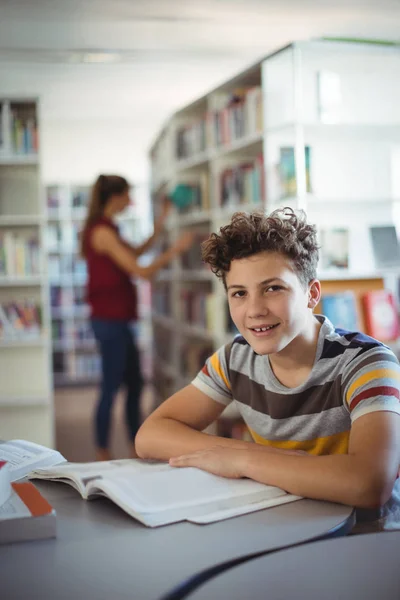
xmin=369 ymin=225 xmax=400 ymax=269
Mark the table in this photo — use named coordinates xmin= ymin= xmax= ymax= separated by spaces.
xmin=185 ymin=531 xmax=400 ymax=600
xmin=1 ymin=480 xmax=354 ymax=600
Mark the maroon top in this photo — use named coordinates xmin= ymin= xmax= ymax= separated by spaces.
xmin=84 ymin=217 xmax=137 ymax=321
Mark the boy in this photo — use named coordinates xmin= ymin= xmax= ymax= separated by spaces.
xmin=136 ymin=208 xmax=400 ymax=531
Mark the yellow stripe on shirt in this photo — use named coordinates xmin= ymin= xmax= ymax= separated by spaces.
xmin=249 ymin=428 xmax=350 ymax=456
xmin=346 ymin=368 xmax=400 ymax=406
xmin=209 ymin=352 xmax=231 ymax=390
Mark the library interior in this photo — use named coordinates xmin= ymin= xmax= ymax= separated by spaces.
xmin=1 ymin=1 xmax=400 ymax=598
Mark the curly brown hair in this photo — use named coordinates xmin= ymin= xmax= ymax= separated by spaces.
xmin=201 ymin=207 xmax=319 ymax=289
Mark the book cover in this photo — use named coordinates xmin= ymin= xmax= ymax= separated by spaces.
xmin=0 ymin=481 xmax=56 ymax=545
xmin=322 ymin=292 xmax=359 ymax=331
xmin=362 ymin=290 xmax=400 ymax=341
xmin=279 ymin=146 xmax=312 ymax=198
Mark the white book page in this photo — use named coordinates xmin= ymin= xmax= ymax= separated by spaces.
xmin=30 ymin=458 xmax=169 ymax=497
xmin=0 ymin=440 xmax=66 ymax=482
xmin=92 ymin=464 xmax=286 ymax=514
xmin=189 ymin=494 xmax=302 ymax=524
xmin=0 ymin=487 xmax=32 ymax=521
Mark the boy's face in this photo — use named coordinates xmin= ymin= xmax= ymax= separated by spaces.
xmin=226 ymin=251 xmax=319 ymax=356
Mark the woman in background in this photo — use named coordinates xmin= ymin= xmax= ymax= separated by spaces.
xmin=81 ymin=174 xmax=193 ymax=461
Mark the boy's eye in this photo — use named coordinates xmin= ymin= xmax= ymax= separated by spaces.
xmin=232 ymin=290 xmax=246 ymax=298
xmin=266 ymin=285 xmax=283 ymax=292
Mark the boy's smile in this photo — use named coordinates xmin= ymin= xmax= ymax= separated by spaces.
xmin=226 ymin=251 xmax=320 ymax=358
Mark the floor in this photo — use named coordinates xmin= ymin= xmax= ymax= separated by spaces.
xmin=54 ymin=384 xmax=156 ymax=462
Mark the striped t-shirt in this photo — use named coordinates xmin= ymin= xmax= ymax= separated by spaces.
xmin=192 ymin=315 xmax=400 ymax=530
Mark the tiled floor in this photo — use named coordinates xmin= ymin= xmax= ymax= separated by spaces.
xmin=54 ymin=384 xmax=155 ymax=462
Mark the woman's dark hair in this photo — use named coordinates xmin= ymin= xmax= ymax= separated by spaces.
xmin=201 ymin=207 xmax=319 ymax=289
xmin=80 ymin=174 xmax=129 ymax=257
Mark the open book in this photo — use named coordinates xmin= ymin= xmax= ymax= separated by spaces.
xmin=0 ymin=439 xmax=66 ymax=482
xmin=29 ymin=459 xmax=301 ymax=527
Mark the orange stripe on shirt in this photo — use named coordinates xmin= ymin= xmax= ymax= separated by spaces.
xmin=249 ymin=429 xmax=350 ymax=456
xmin=209 ymin=352 xmax=231 ymax=390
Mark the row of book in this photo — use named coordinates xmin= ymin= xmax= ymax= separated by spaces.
xmin=46 ymin=186 xmax=89 ymax=211
xmin=181 ymin=232 xmax=210 ymax=270
xmin=219 ymin=154 xmax=264 ymax=208
xmin=152 ymin=283 xmax=171 ymax=316
xmin=10 ymin=107 xmax=39 ymax=155
xmin=48 ymin=255 xmax=87 ymax=280
xmin=321 ymin=289 xmax=400 ymax=342
xmin=0 ymin=300 xmax=41 ymax=340
xmin=53 ymin=351 xmax=101 ymax=380
xmin=174 ymin=86 xmax=263 ymax=160
xmin=0 ymin=233 xmax=40 ymax=277
xmin=50 ymin=285 xmax=86 ymax=309
xmin=176 ymin=119 xmax=207 ymax=160
xmin=209 ymin=86 xmax=263 ymax=148
xmin=46 ymin=223 xmax=80 ymax=253
xmin=52 ymin=319 xmax=95 ymax=345
xmin=152 ymin=324 xmax=173 ymax=364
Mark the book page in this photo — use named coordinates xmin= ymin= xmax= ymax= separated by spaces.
xmin=30 ymin=458 xmax=169 ymax=497
xmin=89 ymin=463 xmax=290 ymax=526
xmin=0 ymin=440 xmax=66 ymax=482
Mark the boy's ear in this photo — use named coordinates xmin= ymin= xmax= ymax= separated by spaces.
xmin=307 ymin=279 xmax=321 ymax=309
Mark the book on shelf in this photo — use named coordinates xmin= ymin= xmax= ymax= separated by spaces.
xmin=9 ymin=102 xmax=39 ymax=155
xmin=0 ymin=300 xmax=41 ymax=340
xmin=321 ymin=292 xmax=359 ymax=331
xmin=219 ymin=154 xmax=264 ymax=208
xmin=2 ymin=439 xmax=301 ymax=528
xmin=362 ymin=290 xmax=400 ymax=341
xmin=0 ymin=231 xmax=40 ymax=276
xmin=279 ymin=146 xmax=312 ymax=198
xmin=176 ymin=117 xmax=207 ymax=160
xmin=209 ymin=86 xmax=262 ymax=147
xmin=0 ymin=479 xmax=56 ymax=545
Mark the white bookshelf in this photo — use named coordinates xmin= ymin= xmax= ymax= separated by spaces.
xmin=0 ymin=98 xmax=54 ymax=446
xmin=45 ymin=182 xmax=154 ymax=386
xmin=149 ymin=40 xmax=400 ymax=434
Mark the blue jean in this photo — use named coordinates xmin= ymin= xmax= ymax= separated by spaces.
xmin=91 ymin=318 xmax=143 ymax=449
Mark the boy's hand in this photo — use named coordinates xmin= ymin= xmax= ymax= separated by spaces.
xmin=169 ymin=446 xmax=248 ymax=479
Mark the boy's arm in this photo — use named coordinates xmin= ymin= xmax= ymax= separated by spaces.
xmin=170 ymin=410 xmax=400 ymax=509
xmin=135 ymin=384 xmax=255 ymax=460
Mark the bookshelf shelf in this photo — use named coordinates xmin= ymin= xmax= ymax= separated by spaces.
xmin=0 ymin=215 xmax=44 ymax=226
xmin=0 ymin=97 xmax=54 ymax=446
xmin=149 ymin=40 xmax=400 ymax=436
xmin=0 ymin=395 xmax=51 ymax=407
xmin=0 ymin=337 xmax=48 ymax=348
xmin=0 ymin=275 xmax=45 ymax=286
xmin=0 ymin=155 xmax=39 ymax=166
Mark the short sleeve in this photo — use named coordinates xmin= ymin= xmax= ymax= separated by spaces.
xmin=342 ymin=345 xmax=400 ymax=423
xmin=191 ymin=344 xmax=233 ymax=406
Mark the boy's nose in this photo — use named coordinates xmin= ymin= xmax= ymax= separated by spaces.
xmin=247 ymin=297 xmax=269 ymax=318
